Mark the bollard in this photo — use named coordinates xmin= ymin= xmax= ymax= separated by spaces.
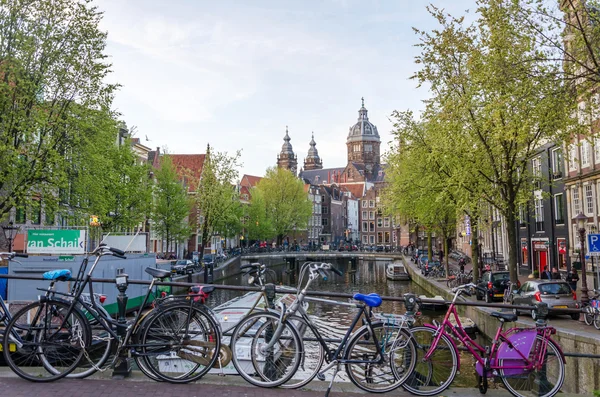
xmin=113 ymin=270 xmax=132 ymax=378
xmin=265 ymin=283 xmax=276 ymax=309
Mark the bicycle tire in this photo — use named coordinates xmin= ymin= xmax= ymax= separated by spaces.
xmin=67 ymin=303 xmax=114 ymax=379
xmin=140 ymin=304 xmax=220 ymax=383
xmin=583 ymin=309 xmax=593 ymax=326
xmin=229 ymin=311 xmax=302 ymax=388
xmin=344 ymin=324 xmax=417 ymax=393
xmin=280 ymin=315 xmax=325 ymax=389
xmin=2 ymin=299 xmax=91 ymax=382
xmin=594 ymin=314 xmax=600 ymax=330
xmin=499 ymin=335 xmax=565 ymax=397
xmin=402 ymin=326 xmax=458 ymax=396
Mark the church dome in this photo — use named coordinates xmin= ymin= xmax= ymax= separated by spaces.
xmin=347 ymin=98 xmax=380 ymax=143
xmin=307 ymin=133 xmax=319 ymax=158
xmin=280 ymin=126 xmax=294 ymax=155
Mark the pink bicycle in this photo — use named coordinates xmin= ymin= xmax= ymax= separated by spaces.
xmin=401 ymin=283 xmax=565 ymax=397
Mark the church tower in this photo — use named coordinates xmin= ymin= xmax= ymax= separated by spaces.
xmin=277 ymin=126 xmax=298 ymax=176
xmin=346 ymin=98 xmax=381 ymax=178
xmin=303 ymin=132 xmax=323 ymax=170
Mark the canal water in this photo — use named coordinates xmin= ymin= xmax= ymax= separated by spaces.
xmin=210 ymin=257 xmax=486 ymax=389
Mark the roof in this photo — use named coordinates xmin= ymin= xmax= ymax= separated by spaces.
xmin=339 ymin=183 xmax=365 ymax=199
xmin=169 ymin=154 xmax=206 ymax=192
xmin=299 ymin=167 xmax=345 ymax=185
xmin=241 ymin=174 xmax=262 ymax=188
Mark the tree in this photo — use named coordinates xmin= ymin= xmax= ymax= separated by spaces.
xmin=254 ymin=167 xmax=312 ymax=245
xmin=246 ymin=188 xmax=274 ymax=242
xmin=152 ymin=154 xmax=192 ymax=255
xmin=196 ymin=145 xmax=242 ymax=259
xmin=407 ymin=1 xmax=576 ymax=282
xmin=0 ymin=0 xmax=116 ymax=223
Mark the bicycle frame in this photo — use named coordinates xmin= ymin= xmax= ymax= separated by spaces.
xmin=425 ymin=289 xmax=556 ymax=375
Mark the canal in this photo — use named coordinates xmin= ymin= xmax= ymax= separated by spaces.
xmin=210 ymin=257 xmax=486 ymax=389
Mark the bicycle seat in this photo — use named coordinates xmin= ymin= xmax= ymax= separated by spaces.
xmin=491 ymin=311 xmax=517 ymax=322
xmin=353 ymin=293 xmax=382 ymax=308
xmin=42 ymin=269 xmax=72 ymax=281
xmin=200 ymin=285 xmax=215 ymax=294
xmin=145 ymin=267 xmax=172 ymax=279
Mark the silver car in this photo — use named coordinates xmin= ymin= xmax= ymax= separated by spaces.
xmin=511 ymin=280 xmax=579 ymax=320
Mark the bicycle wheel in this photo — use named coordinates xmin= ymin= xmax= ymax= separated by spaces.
xmin=594 ymin=314 xmax=600 ymax=330
xmin=499 ymin=335 xmax=565 ymax=397
xmin=229 ymin=311 xmax=302 ymax=388
xmin=402 ymin=326 xmax=458 ymax=396
xmin=344 ymin=323 xmax=416 ymax=393
xmin=140 ymin=304 xmax=220 ymax=383
xmin=583 ymin=309 xmax=593 ymax=326
xmin=281 ymin=315 xmax=325 ymax=389
xmin=2 ymin=300 xmax=90 ymax=382
xmin=67 ymin=304 xmax=114 ymax=379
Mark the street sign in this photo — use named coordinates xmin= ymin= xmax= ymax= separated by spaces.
xmin=465 ymin=216 xmax=471 ymax=236
xmin=587 ymin=234 xmax=600 ymax=256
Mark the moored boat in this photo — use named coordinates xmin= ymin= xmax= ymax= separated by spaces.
xmin=386 ymin=262 xmax=410 ymax=281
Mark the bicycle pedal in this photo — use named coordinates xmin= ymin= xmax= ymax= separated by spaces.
xmin=317 ymin=373 xmax=326 ymax=381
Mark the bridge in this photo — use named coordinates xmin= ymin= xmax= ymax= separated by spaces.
xmin=240 ymin=251 xmax=403 ymax=262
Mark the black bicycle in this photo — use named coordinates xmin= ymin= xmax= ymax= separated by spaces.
xmin=2 ymin=244 xmax=221 ymax=383
xmin=229 ymin=262 xmax=417 ymax=395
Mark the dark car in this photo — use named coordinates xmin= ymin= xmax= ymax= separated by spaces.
xmin=171 ymin=260 xmax=194 ymax=275
xmin=476 ymin=271 xmax=520 ymax=303
xmin=511 ymin=280 xmax=579 ymax=320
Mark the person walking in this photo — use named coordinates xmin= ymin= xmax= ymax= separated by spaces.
xmin=551 ymin=267 xmax=561 ymax=280
xmin=566 ymin=268 xmax=580 ymax=292
xmin=438 ymin=248 xmax=444 ymax=264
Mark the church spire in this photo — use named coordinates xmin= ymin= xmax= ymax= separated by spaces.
xmin=277 ymin=125 xmax=297 ymax=175
xmin=304 ymin=131 xmax=323 ymax=170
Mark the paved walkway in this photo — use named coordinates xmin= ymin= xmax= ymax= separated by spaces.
xmin=0 ymin=372 xmax=570 ymax=397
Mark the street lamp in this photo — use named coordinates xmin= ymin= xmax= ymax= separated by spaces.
xmin=574 ymin=212 xmax=590 ymax=305
xmin=2 ymin=221 xmax=18 ymax=253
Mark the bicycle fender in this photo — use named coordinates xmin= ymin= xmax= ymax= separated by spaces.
xmin=421 ymin=323 xmax=461 ymax=372
xmin=492 ymin=328 xmax=542 ymax=376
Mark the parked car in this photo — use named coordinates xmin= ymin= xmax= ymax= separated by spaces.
xmin=511 ymin=280 xmax=579 ymax=320
xmin=171 ymin=260 xmax=194 ymax=275
xmin=476 ymin=271 xmax=519 ymax=303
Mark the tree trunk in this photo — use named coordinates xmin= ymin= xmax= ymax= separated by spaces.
xmin=427 ymin=229 xmax=432 ymax=260
xmin=505 ymin=209 xmax=518 ymax=283
xmin=443 ymin=234 xmax=450 ymax=277
xmin=472 ymin=221 xmax=479 ymax=282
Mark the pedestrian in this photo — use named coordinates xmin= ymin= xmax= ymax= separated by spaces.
xmin=439 ymin=249 xmax=444 ymax=263
xmin=551 ymin=267 xmax=561 ymax=280
xmin=459 ymin=258 xmax=465 ymax=274
xmin=540 ymin=266 xmax=551 ymax=280
xmin=566 ymin=268 xmax=579 ymax=292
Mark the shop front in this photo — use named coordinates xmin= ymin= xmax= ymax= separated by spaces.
xmin=531 ymin=238 xmax=549 ymax=274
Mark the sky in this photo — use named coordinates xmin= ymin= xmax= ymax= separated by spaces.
xmin=97 ymin=0 xmax=477 ymax=177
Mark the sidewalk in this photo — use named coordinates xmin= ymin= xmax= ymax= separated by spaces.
xmin=0 ymin=370 xmax=567 ymax=397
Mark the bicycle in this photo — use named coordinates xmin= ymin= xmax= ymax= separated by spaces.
xmin=229 ymin=262 xmax=417 ymax=396
xmin=2 ymin=244 xmax=221 ymax=383
xmin=503 ymin=280 xmax=518 ymax=305
xmin=582 ymin=289 xmax=600 ymax=329
xmin=403 ymin=282 xmax=565 ymax=397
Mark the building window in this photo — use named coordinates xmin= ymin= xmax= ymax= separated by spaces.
xmin=353 ymin=144 xmax=360 ymax=152
xmin=369 ymin=200 xmax=375 ymax=208
xmin=534 ymin=198 xmax=544 ymax=232
xmin=572 ymin=188 xmax=581 ymax=215
xmin=369 ymin=235 xmax=375 ymax=244
xmin=569 ymin=144 xmax=578 ymax=171
xmin=585 ymin=184 xmax=594 ymax=216
xmin=369 ymin=222 xmax=375 ymax=232
xmin=377 ymin=218 xmax=382 ymax=228
xmin=384 ymin=232 xmax=390 ymax=244
xmin=595 ymin=137 xmax=600 ymax=164
xmin=532 ymin=157 xmax=542 ymax=189
xmin=15 ymin=206 xmax=26 ymax=223
xmin=362 ymin=200 xmax=367 ymax=208
xmin=377 ymin=232 xmax=383 ymax=244
xmin=322 ymin=218 xmax=328 ymax=226
xmin=551 ymin=148 xmax=563 ymax=178
xmin=554 ymin=194 xmax=564 ymax=225
xmin=519 ymin=205 xmax=526 ymax=227
xmin=31 ymin=202 xmax=41 ymax=225
xmin=582 ymin=140 xmax=591 ymax=167
xmin=45 ymin=207 xmax=55 ymax=225
xmin=362 ymin=211 xmax=367 ymax=220
xmin=384 ymin=217 xmax=390 ymax=227
xmin=322 ymin=206 xmax=328 ymax=214
xmin=365 ymin=144 xmax=372 ymax=152
xmin=362 ymin=221 xmax=368 ymax=231
xmin=362 ymin=235 xmax=368 ymax=244
xmin=241 ymin=194 xmax=249 ymax=200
